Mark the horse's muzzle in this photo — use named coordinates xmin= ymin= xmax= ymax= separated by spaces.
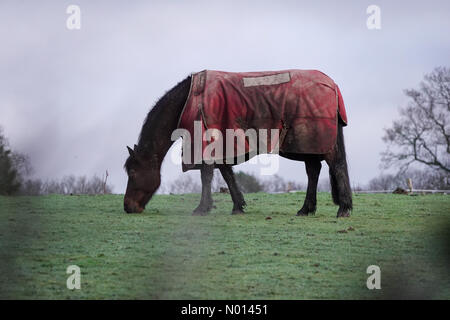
xmin=124 ymin=198 xmax=144 ymax=214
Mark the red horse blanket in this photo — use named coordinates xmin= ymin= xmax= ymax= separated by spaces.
xmin=177 ymin=69 xmax=347 ymax=170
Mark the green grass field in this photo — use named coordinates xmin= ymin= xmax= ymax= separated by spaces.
xmin=0 ymin=192 xmax=449 ymax=299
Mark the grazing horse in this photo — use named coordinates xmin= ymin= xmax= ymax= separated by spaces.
xmin=124 ymin=70 xmax=352 ymax=217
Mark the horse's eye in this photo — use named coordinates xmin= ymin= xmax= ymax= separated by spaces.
xmin=129 ymin=169 xmax=136 ymax=177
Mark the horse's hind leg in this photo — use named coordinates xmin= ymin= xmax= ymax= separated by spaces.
xmin=325 ymin=124 xmax=352 ymax=217
xmin=218 ymin=164 xmax=246 ymax=214
xmin=192 ymin=164 xmax=214 ymax=215
xmin=297 ymin=159 xmax=322 ymax=216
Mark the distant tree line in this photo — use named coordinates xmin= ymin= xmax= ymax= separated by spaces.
xmin=19 ymin=175 xmax=113 ymax=195
xmin=0 ymin=127 xmax=112 ymax=196
xmin=367 ymin=168 xmax=448 ymax=191
xmin=161 ymin=167 xmax=448 ymax=195
xmin=160 ymin=170 xmax=306 ymax=194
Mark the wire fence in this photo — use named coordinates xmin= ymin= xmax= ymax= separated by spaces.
xmin=279 ymin=189 xmax=450 ymax=195
xmin=354 ymin=189 xmax=449 ymax=194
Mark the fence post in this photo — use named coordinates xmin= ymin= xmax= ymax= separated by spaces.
xmin=407 ymin=178 xmax=413 ymax=193
xmin=103 ymin=170 xmax=109 ymax=194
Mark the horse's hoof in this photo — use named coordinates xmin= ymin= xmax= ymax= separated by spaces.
xmin=231 ymin=209 xmax=244 ymax=215
xmin=296 ymin=209 xmax=315 ymax=216
xmin=192 ymin=208 xmax=208 ymax=216
xmin=337 ymin=210 xmax=351 ymax=218
xmin=192 ymin=211 xmax=207 ymax=216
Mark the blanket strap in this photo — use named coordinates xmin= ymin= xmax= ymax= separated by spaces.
xmin=278 ymin=120 xmax=289 ymax=151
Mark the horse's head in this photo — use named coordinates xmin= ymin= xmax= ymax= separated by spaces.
xmin=123 ymin=145 xmax=161 ymax=213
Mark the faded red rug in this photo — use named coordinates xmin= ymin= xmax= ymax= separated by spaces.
xmin=177 ymin=69 xmax=347 ymax=170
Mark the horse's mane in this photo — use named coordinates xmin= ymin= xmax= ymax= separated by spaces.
xmin=124 ymin=75 xmax=191 ymax=171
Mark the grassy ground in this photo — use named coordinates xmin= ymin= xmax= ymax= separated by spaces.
xmin=0 ymin=192 xmax=449 ymax=299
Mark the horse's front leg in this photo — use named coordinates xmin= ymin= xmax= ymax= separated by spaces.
xmin=192 ymin=164 xmax=214 ymax=215
xmin=218 ymin=164 xmax=246 ymax=214
xmin=297 ymin=160 xmax=322 ymax=216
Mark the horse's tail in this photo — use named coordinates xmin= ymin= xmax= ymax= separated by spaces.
xmin=336 ymin=85 xmax=348 ymax=126
xmin=329 ymin=121 xmax=352 ymax=210
xmin=330 ymin=123 xmax=343 ymax=205
xmin=329 ymin=85 xmax=351 ymax=208
xmin=330 ymin=168 xmax=339 ymax=206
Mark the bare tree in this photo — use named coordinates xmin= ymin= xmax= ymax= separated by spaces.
xmin=261 ymin=174 xmax=304 ymax=193
xmin=367 ymin=174 xmax=402 ymax=191
xmin=42 ymin=179 xmax=65 ymax=194
xmin=404 ymin=169 xmax=449 ymax=189
xmin=167 ymin=174 xmax=202 ymax=194
xmin=367 ymin=169 xmax=449 ymax=191
xmin=382 ymin=67 xmax=450 ymax=174
xmin=317 ymin=178 xmax=331 ymax=192
xmin=61 ymin=175 xmax=76 ymax=194
xmin=234 ymin=171 xmax=263 ymax=193
xmin=211 ymin=170 xmax=227 ymax=192
xmin=164 ymin=171 xmax=305 ymax=194
xmin=19 ymin=178 xmax=43 ymax=195
xmin=0 ymin=126 xmax=33 ymax=195
xmin=20 ymin=174 xmax=113 ymax=195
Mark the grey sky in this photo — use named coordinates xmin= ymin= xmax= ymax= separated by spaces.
xmin=1 ymin=0 xmax=449 ymax=193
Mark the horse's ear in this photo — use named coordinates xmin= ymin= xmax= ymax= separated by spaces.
xmin=134 ymin=144 xmax=138 ymax=151
xmin=127 ymin=146 xmax=135 ymax=157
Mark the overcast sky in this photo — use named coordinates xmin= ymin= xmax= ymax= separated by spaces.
xmin=1 ymin=0 xmax=449 ymax=193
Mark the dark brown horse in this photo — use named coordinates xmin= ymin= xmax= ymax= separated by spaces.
xmin=124 ymin=73 xmax=352 ymax=217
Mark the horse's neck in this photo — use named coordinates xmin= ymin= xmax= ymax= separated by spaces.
xmin=154 ymin=121 xmax=179 ymax=163
xmin=141 ymin=111 xmax=182 ymax=168
xmin=139 ymin=77 xmax=191 ymax=167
